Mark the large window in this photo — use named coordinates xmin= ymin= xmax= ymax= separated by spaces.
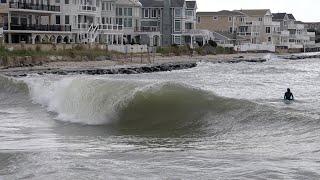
xmin=174 ymin=36 xmax=181 ymax=45
xmin=144 ymin=9 xmax=149 ymax=18
xmin=56 ymin=15 xmax=60 ymax=25
xmin=174 ymin=20 xmax=181 ymax=32
xmin=186 ymin=10 xmax=193 ymax=16
xmin=266 ymin=27 xmax=271 ymax=34
xmin=65 ymin=0 xmax=68 ymax=4
xmin=65 ymin=15 xmax=69 ymax=24
xmin=128 ymin=8 xmax=132 ymax=16
xmin=116 ymin=8 xmax=123 ymax=16
xmin=151 ymin=9 xmax=157 ymax=18
xmin=175 ymin=8 xmax=182 ymax=17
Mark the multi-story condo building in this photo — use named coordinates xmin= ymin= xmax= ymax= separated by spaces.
xmin=197 ymin=10 xmax=245 ymax=34
xmin=0 ymin=0 xmax=142 ymax=44
xmin=235 ymin=9 xmax=281 ymax=45
xmin=197 ymin=9 xmax=281 ymax=45
xmin=0 ymin=0 xmax=211 ymax=47
xmin=273 ymin=13 xmax=315 ymax=48
xmin=137 ymin=0 xmax=212 ymax=47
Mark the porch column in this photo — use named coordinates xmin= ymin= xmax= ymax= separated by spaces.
xmin=190 ymin=36 xmax=194 ymax=49
xmin=106 ymin=34 xmax=109 ymax=45
xmin=8 ymin=12 xmax=12 ymax=43
xmin=116 ymin=34 xmax=119 ymax=45
xmin=49 ymin=15 xmax=52 ymax=25
xmin=31 ymin=34 xmax=35 ymax=44
xmin=111 ymin=35 xmax=114 ymax=45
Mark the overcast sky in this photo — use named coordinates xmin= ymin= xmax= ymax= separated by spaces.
xmin=196 ymin=0 xmax=319 ymax=22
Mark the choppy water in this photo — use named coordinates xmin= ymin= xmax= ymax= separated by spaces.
xmin=1 ymin=54 xmax=320 ymax=179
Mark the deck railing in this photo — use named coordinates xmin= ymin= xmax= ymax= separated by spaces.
xmin=9 ymin=2 xmax=60 ymax=11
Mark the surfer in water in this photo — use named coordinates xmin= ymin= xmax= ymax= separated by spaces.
xmin=284 ymin=88 xmax=294 ymax=101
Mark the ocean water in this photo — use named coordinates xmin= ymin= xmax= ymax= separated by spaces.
xmin=1 ymin=54 xmax=320 ymax=179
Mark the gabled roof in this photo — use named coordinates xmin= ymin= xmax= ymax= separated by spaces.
xmin=197 ymin=10 xmax=244 ymax=17
xmin=287 ymin=14 xmax=296 ymax=20
xmin=272 ymin=13 xmax=287 ymax=20
xmin=237 ymin=9 xmax=270 ymax=17
xmin=139 ymin=0 xmax=185 ymax=8
xmin=186 ymin=1 xmax=196 ymax=9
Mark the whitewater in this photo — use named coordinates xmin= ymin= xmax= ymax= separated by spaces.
xmin=1 ymin=55 xmax=320 ymax=179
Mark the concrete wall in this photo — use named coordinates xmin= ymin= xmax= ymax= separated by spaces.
xmin=108 ymin=44 xmax=148 ymax=53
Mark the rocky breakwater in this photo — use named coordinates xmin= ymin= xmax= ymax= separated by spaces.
xmin=2 ymin=62 xmax=198 ymax=77
xmin=282 ymin=54 xmax=320 ymax=60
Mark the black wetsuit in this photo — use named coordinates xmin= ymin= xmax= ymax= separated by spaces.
xmin=284 ymin=92 xmax=294 ymax=100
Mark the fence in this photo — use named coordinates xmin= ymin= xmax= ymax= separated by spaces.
xmin=235 ymin=44 xmax=275 ymax=52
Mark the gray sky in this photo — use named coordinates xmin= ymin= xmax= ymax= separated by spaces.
xmin=196 ymin=0 xmax=319 ymax=22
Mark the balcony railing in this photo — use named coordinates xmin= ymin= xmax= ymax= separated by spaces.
xmin=79 ymin=5 xmax=97 ymax=12
xmin=9 ymin=24 xmax=71 ymax=31
xmin=135 ymin=26 xmax=160 ymax=32
xmin=78 ymin=23 xmax=123 ymax=31
xmin=9 ymin=2 xmax=60 ymax=12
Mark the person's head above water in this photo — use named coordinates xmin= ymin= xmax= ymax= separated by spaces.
xmin=287 ymin=88 xmax=291 ymax=92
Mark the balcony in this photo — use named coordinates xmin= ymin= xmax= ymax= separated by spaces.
xmin=7 ymin=24 xmax=71 ymax=31
xmin=79 ymin=5 xmax=97 ymax=13
xmin=9 ymin=2 xmax=60 ymax=12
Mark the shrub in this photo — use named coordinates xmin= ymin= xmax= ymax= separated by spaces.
xmin=208 ymin=40 xmax=217 ymax=48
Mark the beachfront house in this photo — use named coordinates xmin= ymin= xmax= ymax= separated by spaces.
xmin=0 ymin=0 xmax=143 ymax=44
xmin=139 ymin=0 xmax=213 ymax=48
xmin=272 ymin=13 xmax=316 ymax=50
xmin=196 ymin=10 xmax=248 ymax=46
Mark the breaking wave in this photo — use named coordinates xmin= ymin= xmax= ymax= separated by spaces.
xmin=1 ymin=75 xmax=306 ymax=136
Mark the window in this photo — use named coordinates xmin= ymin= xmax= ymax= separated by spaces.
xmin=128 ymin=8 xmax=132 ymax=16
xmin=197 ymin=16 xmax=200 ymax=23
xmin=0 ymin=0 xmax=7 ymax=3
xmin=240 ymin=17 xmax=245 ymax=22
xmin=124 ymin=8 xmax=128 ymax=16
xmin=56 ymin=15 xmax=60 ymax=24
xmin=102 ymin=2 xmax=105 ymax=10
xmin=144 ymin=9 xmax=149 ymax=18
xmin=266 ymin=27 xmax=271 ymax=34
xmin=229 ymin=27 xmax=233 ymax=33
xmin=213 ymin=16 xmax=218 ymax=20
xmin=65 ymin=15 xmax=69 ymax=24
xmin=116 ymin=8 xmax=122 ymax=16
xmin=259 ymin=17 xmax=263 ymax=21
xmin=174 ymin=20 xmax=181 ymax=32
xmin=151 ymin=9 xmax=157 ymax=18
xmin=65 ymin=0 xmax=68 ymax=4
xmin=268 ymin=37 xmax=272 ymax=42
xmin=175 ymin=8 xmax=182 ymax=18
xmin=186 ymin=10 xmax=193 ymax=16
xmin=174 ymin=36 xmax=181 ymax=45
xmin=228 ymin=16 xmax=232 ymax=22
xmin=55 ymin=0 xmax=59 ymax=3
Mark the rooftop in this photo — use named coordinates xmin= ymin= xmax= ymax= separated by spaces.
xmin=237 ymin=9 xmax=270 ymax=17
xmin=272 ymin=13 xmax=287 ymax=20
xmin=138 ymin=0 xmax=185 ymax=8
xmin=186 ymin=1 xmax=196 ymax=9
xmin=197 ymin=10 xmax=244 ymax=16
